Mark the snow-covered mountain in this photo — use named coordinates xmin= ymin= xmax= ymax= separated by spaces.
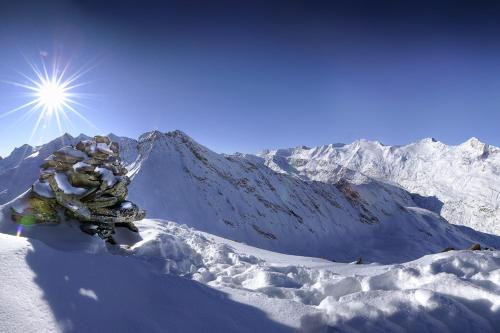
xmin=259 ymin=137 xmax=500 ymax=235
xmin=1 ymin=131 xmax=499 ymax=263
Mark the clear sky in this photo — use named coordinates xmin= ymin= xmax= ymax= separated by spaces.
xmin=1 ymin=0 xmax=500 ymax=157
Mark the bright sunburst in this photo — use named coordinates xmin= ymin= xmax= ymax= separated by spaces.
xmin=1 ymin=53 xmax=96 ymax=143
xmin=37 ymin=80 xmax=67 ymax=113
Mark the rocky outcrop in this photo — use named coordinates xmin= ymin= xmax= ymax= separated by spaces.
xmin=11 ymin=136 xmax=145 ymax=243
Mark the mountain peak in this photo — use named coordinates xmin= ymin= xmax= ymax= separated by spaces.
xmin=107 ymin=132 xmax=120 ymax=139
xmin=462 ymin=137 xmax=484 ymax=146
xmin=42 ymin=133 xmax=75 ymax=148
xmin=9 ymin=143 xmax=33 ymax=157
xmin=166 ymin=130 xmax=194 ymax=142
xmin=60 ymin=132 xmax=74 ymax=141
xmin=458 ymin=137 xmax=490 ymax=155
xmin=138 ymin=130 xmax=165 ymax=142
xmin=417 ymin=137 xmax=439 ymax=145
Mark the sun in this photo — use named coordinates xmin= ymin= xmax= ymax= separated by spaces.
xmin=0 ymin=53 xmax=96 ymax=143
xmin=37 ymin=80 xmax=67 ymax=113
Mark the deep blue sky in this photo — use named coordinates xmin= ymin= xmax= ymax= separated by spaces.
xmin=1 ymin=0 xmax=500 ymax=157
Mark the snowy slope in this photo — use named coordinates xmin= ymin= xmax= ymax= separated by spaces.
xmin=259 ymin=137 xmax=500 ymax=235
xmin=0 ymin=217 xmax=498 ymax=332
xmin=1 ymin=131 xmax=500 ymax=263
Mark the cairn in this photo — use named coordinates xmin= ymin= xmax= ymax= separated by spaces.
xmin=11 ymin=135 xmax=145 ymax=244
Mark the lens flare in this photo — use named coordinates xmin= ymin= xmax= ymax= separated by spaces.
xmin=1 ymin=53 xmax=97 ymax=144
xmin=16 ymin=224 xmax=23 ymax=237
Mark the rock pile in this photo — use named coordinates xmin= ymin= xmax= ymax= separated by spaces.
xmin=11 ymin=135 xmax=145 ymax=243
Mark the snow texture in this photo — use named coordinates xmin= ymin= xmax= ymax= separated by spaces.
xmin=95 ymin=167 xmax=117 ymax=187
xmin=32 ymin=180 xmax=54 ymax=198
xmin=72 ymin=162 xmax=91 ymax=172
xmin=54 ymin=172 xmax=88 ymax=196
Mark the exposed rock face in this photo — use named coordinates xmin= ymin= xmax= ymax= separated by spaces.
xmin=469 ymin=243 xmax=482 ymax=251
xmin=11 ymin=136 xmax=145 ymax=243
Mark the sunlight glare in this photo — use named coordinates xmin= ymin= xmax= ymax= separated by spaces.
xmin=0 ymin=53 xmax=96 ymax=143
xmin=37 ymin=80 xmax=67 ymax=113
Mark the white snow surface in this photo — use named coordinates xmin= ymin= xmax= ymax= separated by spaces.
xmin=95 ymin=167 xmax=118 ymax=187
xmin=72 ymin=161 xmax=91 ymax=172
xmin=32 ymin=180 xmax=55 ymax=199
xmin=54 ymin=172 xmax=88 ymax=196
xmin=96 ymin=142 xmax=113 ymax=155
xmin=0 ymin=216 xmax=498 ymax=332
xmin=131 ymin=220 xmax=500 ymax=332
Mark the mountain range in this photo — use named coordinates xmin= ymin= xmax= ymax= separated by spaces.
xmin=1 ymin=131 xmax=499 ymax=263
